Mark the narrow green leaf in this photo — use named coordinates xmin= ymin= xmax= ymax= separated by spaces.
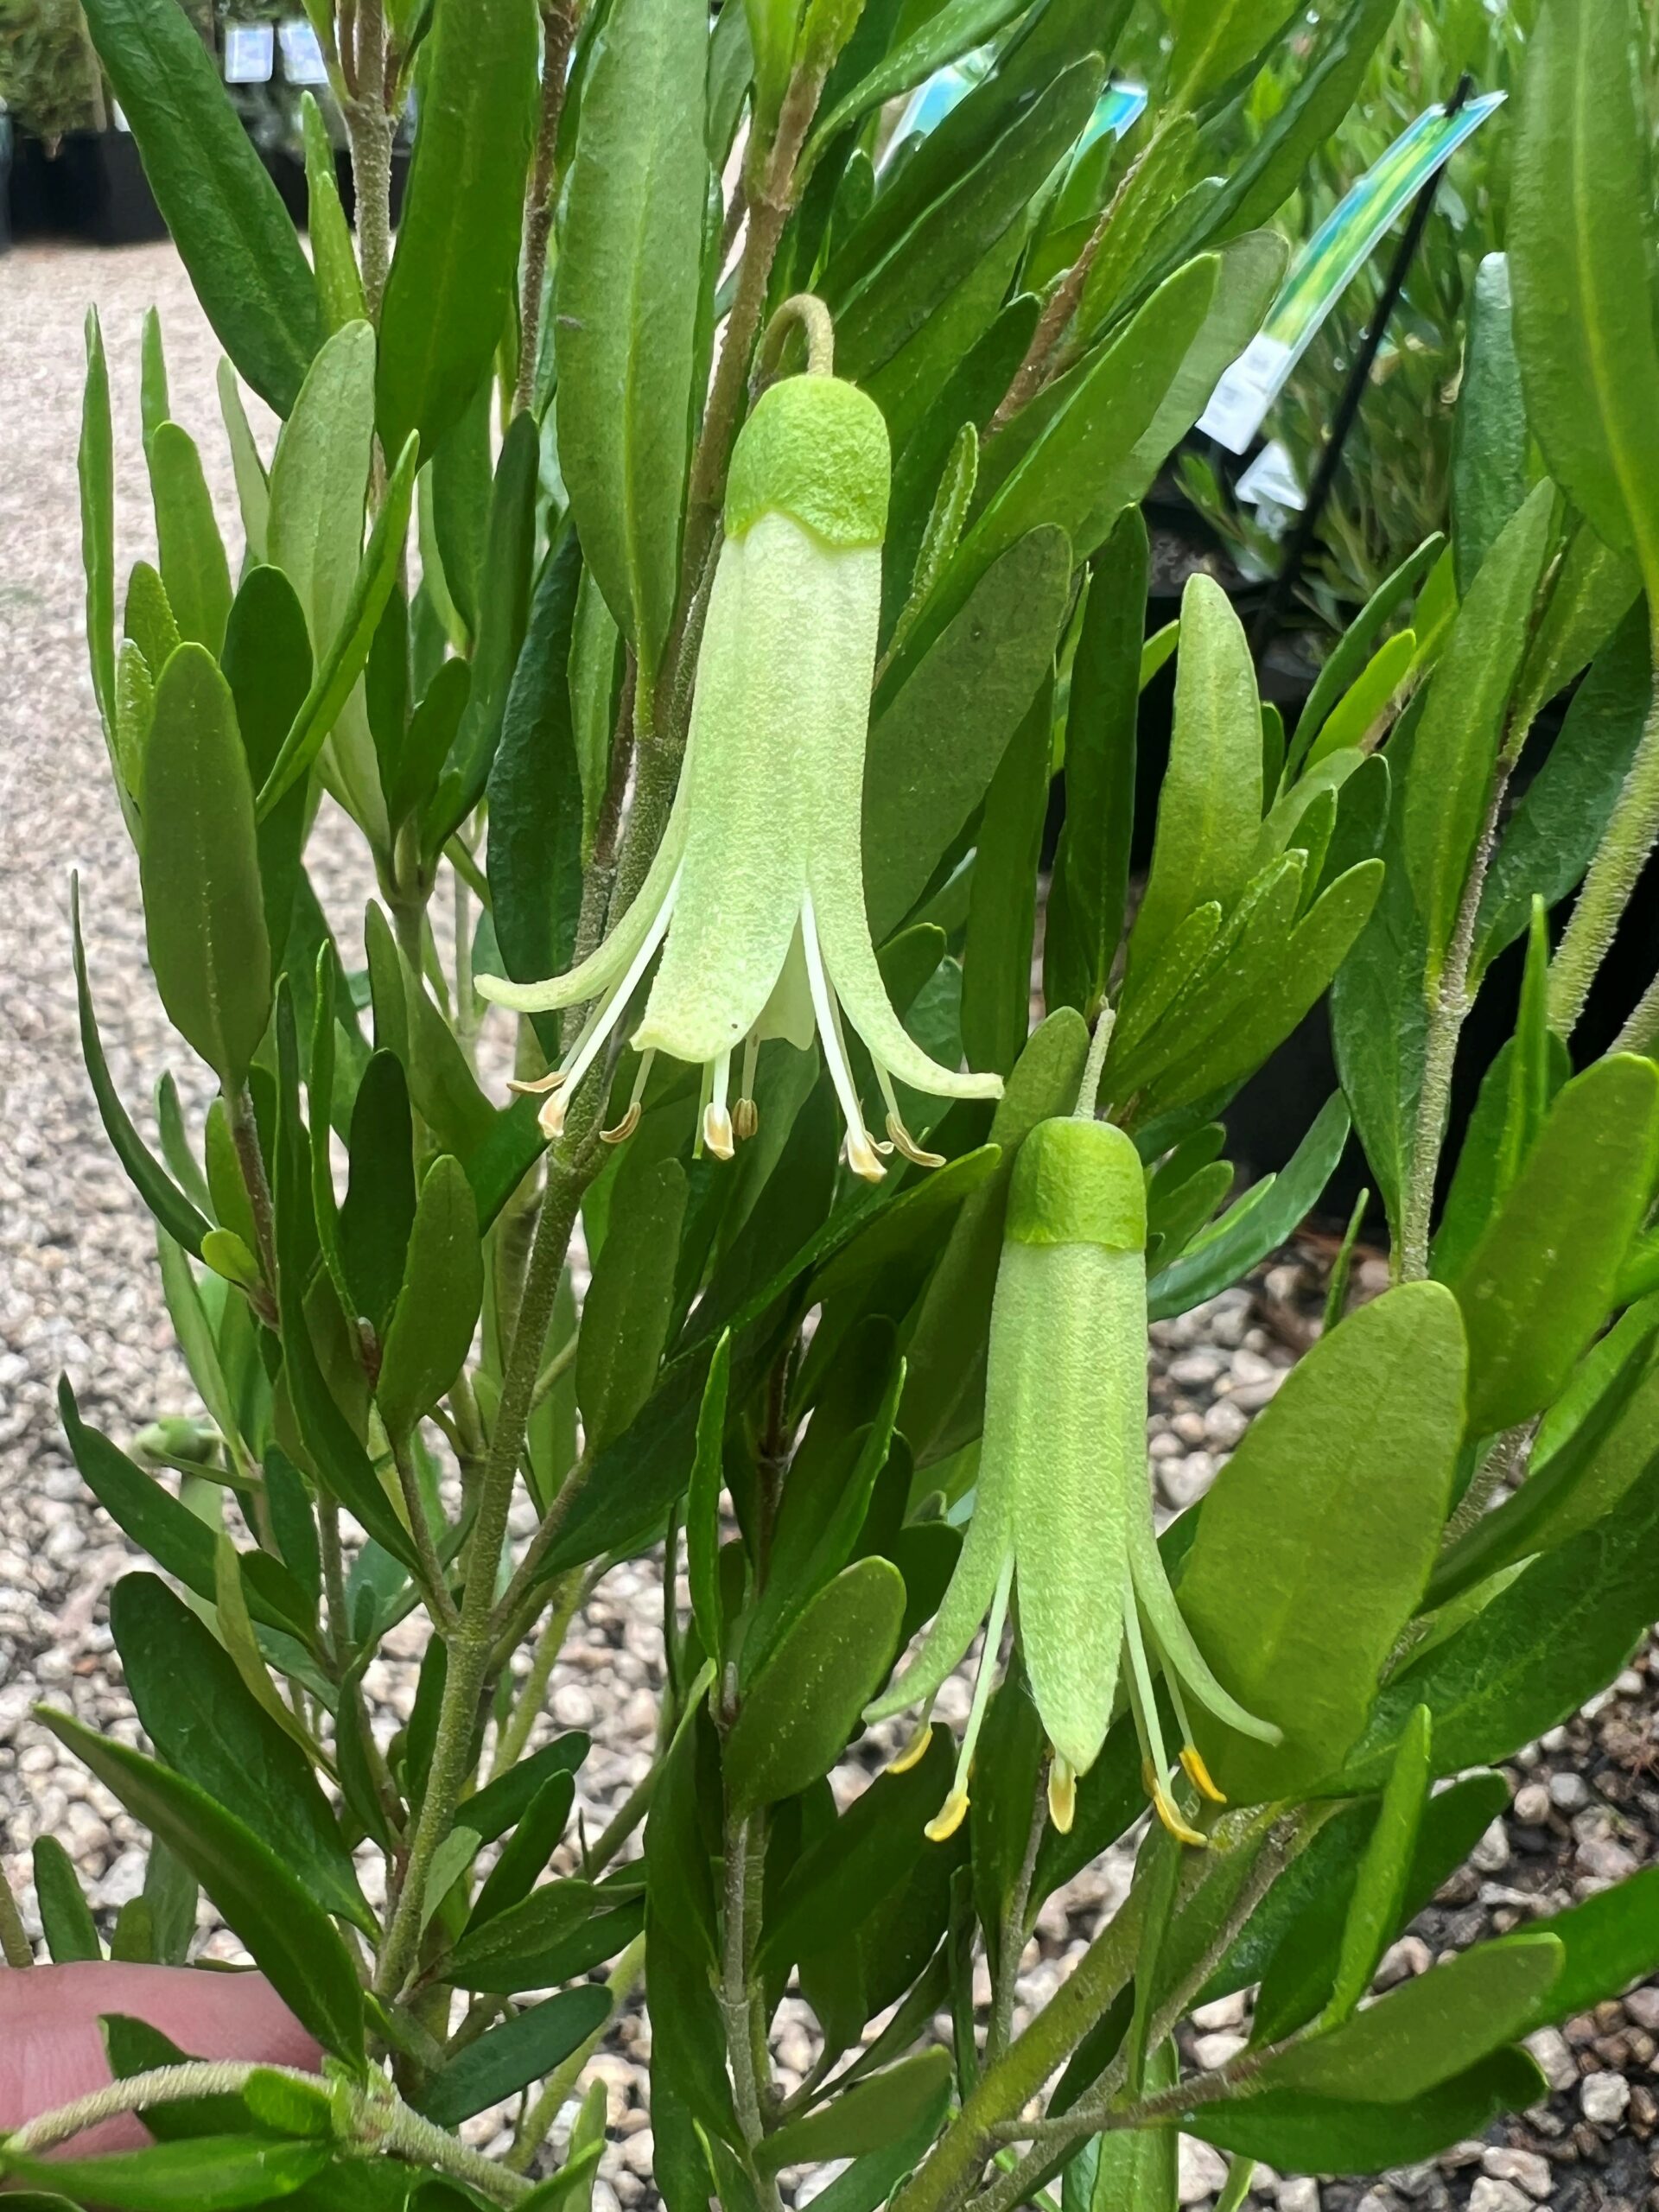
xmin=1128 ymin=573 xmax=1262 ymax=979
xmin=71 ymin=878 xmax=210 ymax=1255
xmin=864 ymin=527 xmax=1071 ymax=941
xmin=1177 ymin=1283 xmax=1467 ymax=1800
xmin=139 ymin=644 xmax=271 ymax=1087
xmin=33 ymin=1834 xmax=101 ymax=1962
xmin=758 ymin=2051 xmax=952 ymax=2175
xmin=555 ymin=0 xmax=706 ymax=706
xmin=300 ymin=92 xmax=365 ymax=334
xmin=36 ymin=1709 xmax=364 ymax=2062
xmin=418 ymin=1987 xmax=613 ymax=2128
xmin=267 ymin=321 xmax=376 ymax=677
xmin=221 ymin=565 xmax=313 ymax=963
xmin=1260 ymin=1934 xmax=1561 ymax=2103
xmin=147 ymin=423 xmax=233 ymax=656
xmin=378 ymin=0 xmax=538 ymax=459
xmin=216 ymin=361 xmax=270 ymax=569
xmin=338 ymin=1050 xmax=418 ymax=1335
xmin=1510 ymin=0 xmax=1659 ymax=588
xmin=1325 ymin=1706 xmax=1433 ymax=2024
xmin=79 ymin=0 xmax=321 ymax=414
xmin=1451 ymin=1054 xmax=1659 ymax=1435
xmin=962 ymin=675 xmax=1051 ymax=1075
xmin=1403 ymin=482 xmax=1554 ymax=975
xmin=577 ymin=1156 xmax=689 ymax=1453
xmin=110 ymin=1573 xmax=372 ymax=1934
xmin=257 ymin=435 xmax=419 ymax=817
xmin=1188 ymin=2050 xmax=1546 ymax=2173
xmin=686 ymin=1332 xmax=732 ymax=1669
xmin=725 ymin=1560 xmax=906 ymax=1812
xmin=1451 ymin=255 xmax=1529 ymax=599
xmin=79 ymin=308 xmax=118 ymax=739
xmin=435 ymin=410 xmax=541 ymax=837
xmin=377 ymin=1155 xmax=484 ymax=1444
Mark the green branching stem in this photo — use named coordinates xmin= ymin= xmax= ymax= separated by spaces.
xmin=986 ymin=1764 xmax=1047 ymax=2069
xmin=720 ymin=1810 xmax=781 ymax=2206
xmin=515 ymin=0 xmax=582 ymax=416
xmin=1613 ymin=963 xmax=1659 ymax=1056
xmin=390 ymin=1429 xmax=460 ymax=1633
xmin=227 ymin=1077 xmax=278 ymax=1295
xmin=489 ymin=1568 xmax=584 ymax=1777
xmin=342 ymin=0 xmax=395 ymax=326
xmin=374 ymin=1138 xmax=595 ymax=2003
xmin=755 ymin=292 xmax=836 ymax=383
xmin=1399 ymin=773 xmax=1509 ymax=1283
xmin=3 ymin=2063 xmax=533 ymax=2203
xmin=1549 ymin=620 xmax=1659 ymax=1036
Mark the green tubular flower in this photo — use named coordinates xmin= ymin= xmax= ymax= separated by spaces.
xmin=475 ymin=372 xmax=1002 ymax=1175
xmin=867 ymin=1115 xmax=1280 ymax=1845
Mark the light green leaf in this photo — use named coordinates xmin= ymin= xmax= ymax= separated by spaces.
xmin=1325 ymin=1706 xmax=1432 ymax=2025
xmin=1177 ymin=1282 xmax=1467 ymax=1800
xmin=147 ymin=423 xmax=233 ymax=656
xmin=1402 ymin=481 xmax=1554 ymax=977
xmin=555 ymin=0 xmax=708 ymax=706
xmin=79 ymin=308 xmax=117 ymax=741
xmin=300 ymin=92 xmax=365 ymax=334
xmin=757 ymin=2051 xmax=952 ymax=2175
xmin=215 ymin=360 xmax=270 ymax=569
xmin=1510 ymin=0 xmax=1659 ymax=590
xmin=1450 ymin=1054 xmax=1659 ymax=1436
xmin=139 ymin=644 xmax=271 ymax=1087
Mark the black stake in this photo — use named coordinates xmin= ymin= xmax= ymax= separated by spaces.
xmin=1253 ymin=71 xmax=1475 ymax=658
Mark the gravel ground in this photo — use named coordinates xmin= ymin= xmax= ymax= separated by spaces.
xmin=2 ymin=240 xmax=1656 ymax=2211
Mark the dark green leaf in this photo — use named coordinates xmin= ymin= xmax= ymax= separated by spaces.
xmin=865 ymin=527 xmax=1071 ymax=941
xmin=377 ymin=1154 xmax=483 ymax=1442
xmin=757 ymin=2051 xmax=952 ymax=2175
xmin=71 ymin=878 xmax=210 ymax=1255
xmin=1326 ymin=1706 xmax=1432 ymax=2024
xmin=378 ymin=0 xmax=537 ymax=459
xmin=443 ymin=1878 xmax=608 ymax=1993
xmin=961 ymin=675 xmax=1051 ymax=1075
xmin=467 ymin=1770 xmax=575 ymax=1929
xmin=139 ymin=644 xmax=270 ymax=1086
xmin=0 ymin=2139 xmax=329 ymax=2211
xmin=339 ymin=1050 xmax=418 ymax=1336
xmin=36 ymin=1709 xmax=364 ymax=2062
xmin=418 ymin=1987 xmax=612 ymax=2127
xmin=436 ymin=411 xmax=541 ymax=838
xmin=1046 ymin=512 xmax=1145 ymax=1015
xmin=1188 ymin=2050 xmax=1547 ymax=2172
xmin=725 ymin=1560 xmax=906 ymax=1812
xmin=222 ymin=566 xmax=313 ymax=963
xmin=33 ymin=1834 xmax=100 ymax=1962
xmin=1451 ymin=255 xmax=1529 ymax=599
xmin=456 ymin=1732 xmax=590 ymax=1848
xmin=686 ymin=1332 xmax=731 ymax=1669
xmin=110 ymin=1573 xmax=372 ymax=1935
xmin=79 ymin=0 xmax=321 ymax=413
xmin=577 ymin=1158 xmax=688 ymax=1453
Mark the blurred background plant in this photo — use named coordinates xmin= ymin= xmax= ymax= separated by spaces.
xmin=0 ymin=0 xmax=108 ymax=145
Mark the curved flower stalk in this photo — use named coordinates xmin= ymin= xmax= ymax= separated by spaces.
xmin=476 ymin=367 xmax=1002 ymax=1177
xmin=867 ymin=1114 xmax=1280 ymax=1844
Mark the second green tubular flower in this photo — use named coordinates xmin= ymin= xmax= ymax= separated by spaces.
xmin=868 ymin=1115 xmax=1281 ymax=1843
xmin=475 ymin=368 xmax=1002 ymax=1175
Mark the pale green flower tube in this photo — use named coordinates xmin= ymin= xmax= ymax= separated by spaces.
xmin=475 ymin=370 xmax=1002 ymax=1174
xmin=867 ymin=1115 xmax=1280 ymax=1843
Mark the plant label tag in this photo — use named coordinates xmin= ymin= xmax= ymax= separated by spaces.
xmin=279 ymin=20 xmax=329 ymax=85
xmin=225 ymin=22 xmax=276 ymax=83
xmin=1199 ymin=334 xmax=1294 ymax=454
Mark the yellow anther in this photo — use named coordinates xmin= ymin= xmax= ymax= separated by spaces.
xmin=507 ymin=1069 xmax=567 ymax=1097
xmin=845 ymin=1128 xmax=888 ymax=1183
xmin=703 ymin=1102 xmax=735 ymax=1160
xmin=601 ymin=1101 xmax=642 ymax=1146
xmin=888 ymin=1720 xmax=934 ymax=1775
xmin=886 ymin=1113 xmax=944 ymax=1170
xmin=1180 ymin=1744 xmax=1227 ymax=1805
xmin=1150 ymin=1781 xmax=1207 ymax=1849
xmin=925 ymin=1787 xmax=969 ymax=1843
xmin=1047 ymin=1756 xmax=1077 ymax=1835
xmin=539 ymin=1092 xmax=569 ymax=1139
xmin=734 ymin=1096 xmax=759 ymax=1141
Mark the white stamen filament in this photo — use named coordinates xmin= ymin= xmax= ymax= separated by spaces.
xmin=925 ymin=1550 xmax=1014 ymax=1842
xmin=703 ymin=1050 xmax=735 ymax=1159
xmin=800 ymin=893 xmax=885 ymax=1181
xmin=547 ymin=868 xmax=683 ymax=1135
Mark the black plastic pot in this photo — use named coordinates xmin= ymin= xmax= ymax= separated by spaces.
xmin=5 ymin=129 xmax=167 ymax=244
